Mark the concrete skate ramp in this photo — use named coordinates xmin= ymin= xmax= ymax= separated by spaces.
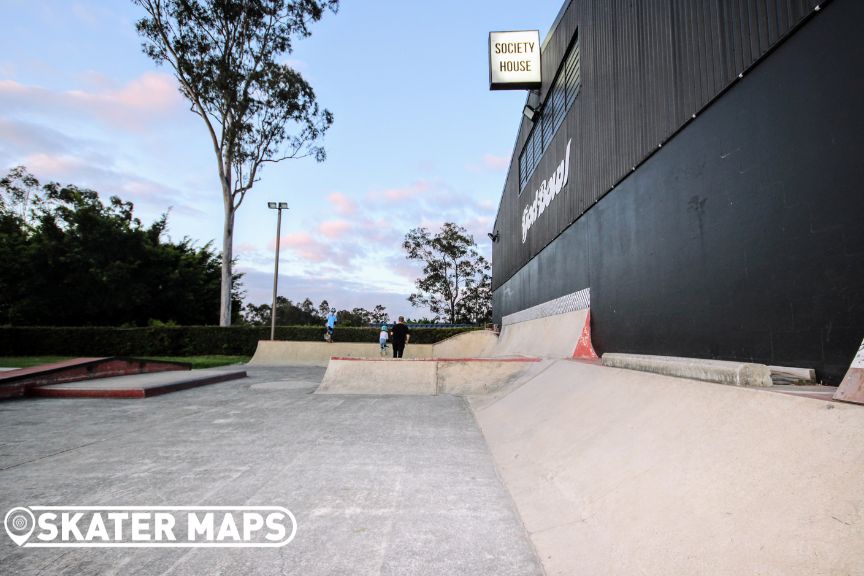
xmin=316 ymin=357 xmax=540 ymax=396
xmin=474 ymin=360 xmax=864 ymax=575
xmin=250 ymin=310 xmax=591 ymax=367
xmin=495 ymin=309 xmax=590 ymax=358
xmin=249 ymin=340 xmax=434 ymax=366
xmin=431 ymin=329 xmax=499 ymax=358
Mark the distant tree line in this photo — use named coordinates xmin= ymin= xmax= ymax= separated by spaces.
xmin=0 ymin=166 xmax=242 ymax=326
xmin=242 ymin=299 xmax=393 ymax=327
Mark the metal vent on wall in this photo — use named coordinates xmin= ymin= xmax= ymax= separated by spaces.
xmin=501 ymin=288 xmax=590 ymax=326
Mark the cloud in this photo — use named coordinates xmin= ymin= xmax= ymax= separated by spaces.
xmin=319 ymin=219 xmax=351 ymax=239
xmin=277 ymin=231 xmax=360 ymax=267
xmin=366 ymin=180 xmax=431 ymax=202
xmin=0 ymin=72 xmax=184 ymax=131
xmin=15 ymin=151 xmax=205 ymax=219
xmin=239 ymin=174 xmax=496 ymax=296
xmin=237 ymin=268 xmax=425 ymax=319
xmin=482 ymin=153 xmax=510 ymax=170
xmin=0 ymin=118 xmax=80 ymax=156
xmin=384 ymin=254 xmax=423 ymax=283
xmin=466 ymin=152 xmax=512 ymax=173
xmin=327 ymin=191 xmax=356 ymax=215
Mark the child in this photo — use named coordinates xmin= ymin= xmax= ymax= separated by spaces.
xmin=379 ymin=324 xmax=389 ymax=356
xmin=325 ymin=308 xmax=337 ymax=342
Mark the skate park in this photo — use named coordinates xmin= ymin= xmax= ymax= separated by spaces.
xmin=2 ymin=295 xmax=863 ymax=575
xmin=2 ymin=0 xmax=863 ymax=573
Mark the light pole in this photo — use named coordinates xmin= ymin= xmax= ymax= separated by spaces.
xmin=267 ymin=202 xmax=289 ymax=340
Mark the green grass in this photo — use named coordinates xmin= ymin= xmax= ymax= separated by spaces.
xmin=140 ymin=356 xmax=250 ymax=369
xmin=0 ymin=355 xmax=249 ymax=370
xmin=0 ymin=356 xmax=74 ymax=368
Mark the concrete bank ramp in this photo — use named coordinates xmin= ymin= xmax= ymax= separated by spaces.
xmin=249 ymin=310 xmax=594 ymax=367
xmin=315 ymin=357 xmax=541 ymax=396
xmin=249 ymin=340 xmax=434 ymax=366
xmin=431 ymin=329 xmax=500 ymax=358
xmin=495 ymin=309 xmax=593 ymax=358
xmin=474 ymin=359 xmax=864 ymax=575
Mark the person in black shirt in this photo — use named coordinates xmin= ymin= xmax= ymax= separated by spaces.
xmin=389 ymin=316 xmax=411 ymax=358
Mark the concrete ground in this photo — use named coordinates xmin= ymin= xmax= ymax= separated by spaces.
xmin=0 ymin=365 xmax=541 ymax=576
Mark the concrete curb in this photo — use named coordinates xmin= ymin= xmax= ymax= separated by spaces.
xmin=316 ymin=357 xmax=541 ymax=396
xmin=601 ymin=353 xmax=773 ymax=387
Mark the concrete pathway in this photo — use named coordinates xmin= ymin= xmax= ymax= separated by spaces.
xmin=0 ymin=365 xmax=541 ymax=576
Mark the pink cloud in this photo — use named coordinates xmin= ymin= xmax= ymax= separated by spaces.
xmin=278 ymin=232 xmax=341 ymax=264
xmin=0 ymin=72 xmax=183 ymax=131
xmin=328 ymin=192 xmax=356 ymax=215
xmin=482 ymin=153 xmax=510 ymax=170
xmin=82 ymin=72 xmax=178 ymax=110
xmin=22 ymin=153 xmax=78 ymax=174
xmin=319 ymin=219 xmax=351 ymax=239
xmin=279 ymin=232 xmax=314 ymax=249
xmin=367 ymin=180 xmax=431 ymax=202
xmin=18 ymin=152 xmax=205 ymax=218
xmin=355 ymin=217 xmax=403 ymax=245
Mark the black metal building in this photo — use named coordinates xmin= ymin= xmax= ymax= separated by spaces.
xmin=492 ymin=0 xmax=863 ymax=383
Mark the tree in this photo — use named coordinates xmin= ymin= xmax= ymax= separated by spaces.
xmin=242 ymin=302 xmax=272 ymax=326
xmin=134 ymin=0 xmax=338 ymax=326
xmin=369 ymin=304 xmax=389 ymax=324
xmin=0 ymin=166 xmax=241 ymax=326
xmin=403 ymin=222 xmax=492 ymax=324
xmin=336 ymin=307 xmax=370 ymax=327
xmin=241 ymin=296 xmax=324 ymax=326
xmin=0 ymin=167 xmax=35 ymax=323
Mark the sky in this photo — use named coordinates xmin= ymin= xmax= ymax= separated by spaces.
xmin=0 ymin=0 xmax=564 ymax=320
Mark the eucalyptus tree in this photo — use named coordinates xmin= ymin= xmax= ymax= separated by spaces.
xmin=403 ymin=223 xmax=492 ymax=324
xmin=134 ymin=0 xmax=338 ymax=325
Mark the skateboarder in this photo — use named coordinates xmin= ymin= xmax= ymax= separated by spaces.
xmin=325 ymin=308 xmax=337 ymax=342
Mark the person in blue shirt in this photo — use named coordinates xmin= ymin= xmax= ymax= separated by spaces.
xmin=325 ymin=308 xmax=337 ymax=342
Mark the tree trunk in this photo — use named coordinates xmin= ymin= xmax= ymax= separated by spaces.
xmin=220 ymin=192 xmax=235 ymax=327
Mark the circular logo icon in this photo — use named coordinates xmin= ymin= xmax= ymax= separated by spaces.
xmin=4 ymin=507 xmax=35 ymax=546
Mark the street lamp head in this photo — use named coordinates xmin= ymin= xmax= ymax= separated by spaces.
xmin=278 ymin=202 xmax=289 ymax=209
xmin=267 ymin=202 xmax=277 ymax=209
xmin=268 ymin=201 xmax=289 ymax=210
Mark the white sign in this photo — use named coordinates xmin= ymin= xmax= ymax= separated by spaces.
xmin=489 ymin=30 xmax=541 ymax=90
xmin=4 ymin=505 xmax=297 ymax=548
xmin=522 ymin=139 xmax=571 ymax=243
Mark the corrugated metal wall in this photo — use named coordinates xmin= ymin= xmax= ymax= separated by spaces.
xmin=493 ymin=0 xmax=822 ymax=291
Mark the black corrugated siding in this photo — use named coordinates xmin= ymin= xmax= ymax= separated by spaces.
xmin=493 ymin=0 xmax=821 ymax=291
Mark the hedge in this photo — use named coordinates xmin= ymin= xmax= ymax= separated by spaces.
xmin=0 ymin=326 xmax=477 ymax=357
